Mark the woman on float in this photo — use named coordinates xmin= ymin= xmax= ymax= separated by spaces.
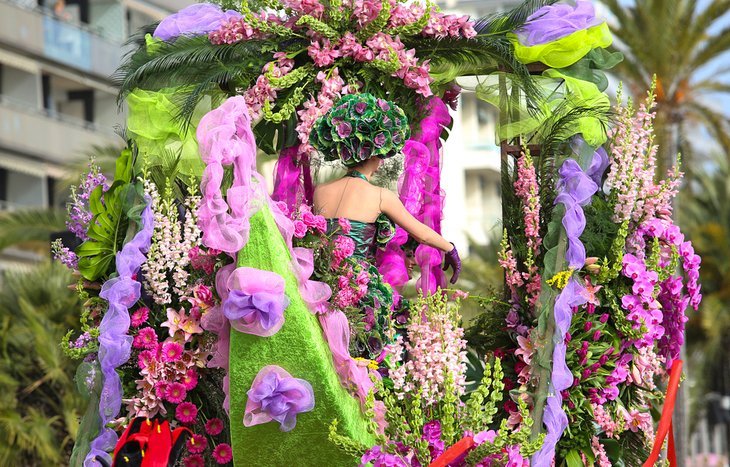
xmin=309 ymin=93 xmax=461 ymax=359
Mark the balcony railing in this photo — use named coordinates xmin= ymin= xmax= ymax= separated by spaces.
xmin=0 ymin=94 xmax=121 ymax=164
xmin=0 ymin=0 xmax=124 ymax=78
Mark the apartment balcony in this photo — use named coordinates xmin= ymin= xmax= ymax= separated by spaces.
xmin=0 ymin=0 xmax=123 ymax=79
xmin=0 ymin=95 xmax=121 ymax=165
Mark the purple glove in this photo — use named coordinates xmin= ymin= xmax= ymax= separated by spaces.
xmin=443 ymin=243 xmax=461 ymax=284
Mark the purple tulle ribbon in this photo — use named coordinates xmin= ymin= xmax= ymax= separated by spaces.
xmin=515 ymin=0 xmax=603 ymax=46
xmin=244 ymin=365 xmax=315 ymax=432
xmin=532 ymin=145 xmax=605 ymax=466
xmin=377 ymin=97 xmax=451 ymax=294
xmin=85 ymin=198 xmax=153 ymax=466
xmin=223 ymin=267 xmax=289 ymax=337
xmin=153 ymin=3 xmax=242 ymax=41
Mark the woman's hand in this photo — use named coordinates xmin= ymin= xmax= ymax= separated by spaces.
xmin=442 ymin=243 xmax=461 ymax=284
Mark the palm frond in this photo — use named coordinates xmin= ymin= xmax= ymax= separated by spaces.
xmin=0 ymin=208 xmax=67 ymax=251
xmin=472 ymin=0 xmax=558 ymax=36
xmin=114 ymin=34 xmax=273 ymax=104
xmin=418 ymin=36 xmax=543 ymax=115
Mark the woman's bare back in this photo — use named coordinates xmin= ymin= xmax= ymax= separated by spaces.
xmin=313 ymin=177 xmax=383 ymax=223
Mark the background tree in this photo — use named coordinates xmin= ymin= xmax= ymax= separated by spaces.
xmin=604 ymin=0 xmax=730 ymax=178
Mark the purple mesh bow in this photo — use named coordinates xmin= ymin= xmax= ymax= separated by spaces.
xmin=244 ymin=366 xmax=315 ymax=432
xmin=515 ymin=0 xmax=602 ymax=46
xmin=223 ymin=267 xmax=289 ymax=337
xmin=153 ymin=3 xmax=242 ymax=41
xmin=533 ymin=147 xmax=606 ymax=466
xmin=86 ymin=197 xmax=153 ymax=466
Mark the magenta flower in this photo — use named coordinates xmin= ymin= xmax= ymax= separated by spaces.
xmin=130 ymin=307 xmax=149 ymax=327
xmin=338 ymin=218 xmax=352 ymax=234
xmin=293 ymin=220 xmax=307 ymax=238
xmin=186 ymin=434 xmax=207 ymax=454
xmin=184 ymin=454 xmax=205 ymax=467
xmin=133 ymin=327 xmax=158 ymax=350
xmin=182 ymin=369 xmax=198 ymax=391
xmin=205 ymin=417 xmax=224 ymax=436
xmin=165 ymin=382 xmax=187 ymax=404
xmin=161 ymin=340 xmax=184 ymax=362
xmin=175 ymin=401 xmax=198 ymax=424
xmin=212 ymin=443 xmax=233 ymax=464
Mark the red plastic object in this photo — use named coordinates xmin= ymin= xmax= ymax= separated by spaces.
xmin=643 ymin=359 xmax=682 ymax=467
xmin=428 ymin=435 xmax=475 ymax=467
xmin=112 ymin=417 xmax=191 ymax=467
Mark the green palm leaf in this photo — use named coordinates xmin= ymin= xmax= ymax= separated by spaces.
xmin=0 ymin=208 xmax=67 ymax=251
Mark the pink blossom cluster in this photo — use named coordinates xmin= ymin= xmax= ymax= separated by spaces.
xmin=243 ymin=52 xmax=294 ymax=119
xmin=188 ymin=245 xmax=221 ymax=275
xmin=591 ymin=436 xmax=612 ymax=467
xmin=332 ymin=261 xmax=370 ymax=310
xmin=498 ymin=240 xmax=524 ymax=299
xmin=605 ymin=99 xmax=655 ymax=222
xmin=628 ymin=346 xmax=665 ymax=390
xmin=422 ymin=8 xmax=476 ymax=39
xmin=126 ymin=332 xmax=207 ymax=418
xmin=591 ymin=402 xmax=622 ymax=438
xmin=208 ymin=13 xmax=277 ymax=44
xmin=514 ymin=153 xmax=542 ymax=308
xmin=388 ymin=311 xmax=468 ymax=405
xmin=606 ymin=92 xmax=684 ymax=224
xmin=290 ymin=203 xmax=328 ymax=238
xmin=514 ymin=334 xmax=534 ymax=385
xmin=296 ymin=68 xmax=347 ymax=156
xmin=620 ymin=253 xmax=664 ymax=348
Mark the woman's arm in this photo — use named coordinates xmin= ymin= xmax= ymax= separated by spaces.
xmin=379 ymin=188 xmax=453 ymax=252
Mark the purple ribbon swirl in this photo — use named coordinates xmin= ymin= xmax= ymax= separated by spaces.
xmin=515 ymin=0 xmax=603 ymax=46
xmin=244 ymin=365 xmax=315 ymax=432
xmin=85 ymin=197 xmax=153 ymax=466
xmin=532 ymin=145 xmax=604 ymax=466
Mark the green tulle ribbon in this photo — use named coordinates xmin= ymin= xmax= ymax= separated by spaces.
xmin=126 ymin=88 xmax=219 ymax=178
xmin=509 ymin=22 xmax=613 ymax=69
xmin=476 ymin=67 xmax=609 ymax=146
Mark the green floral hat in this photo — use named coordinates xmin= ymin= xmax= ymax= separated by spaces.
xmin=310 ymin=93 xmax=410 ymax=168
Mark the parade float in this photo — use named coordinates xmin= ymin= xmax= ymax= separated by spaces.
xmin=55 ymin=0 xmax=700 ymax=465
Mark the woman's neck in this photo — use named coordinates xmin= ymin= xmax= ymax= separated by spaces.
xmin=349 ymin=168 xmax=372 ymax=181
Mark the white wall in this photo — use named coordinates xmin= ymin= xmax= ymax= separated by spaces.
xmin=2 ymin=66 xmax=40 ymax=106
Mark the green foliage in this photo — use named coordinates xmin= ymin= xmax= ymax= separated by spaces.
xmin=75 ymin=149 xmax=142 ymax=281
xmin=0 ymin=262 xmax=84 ymax=465
xmin=0 ymin=208 xmax=67 ymax=252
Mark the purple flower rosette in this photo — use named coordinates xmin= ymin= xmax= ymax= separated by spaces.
xmin=244 ymin=365 xmax=315 ymax=432
xmin=86 ymin=197 xmax=153 ymax=466
xmin=515 ymin=0 xmax=603 ymax=46
xmin=153 ymin=3 xmax=242 ymax=41
xmin=533 ymin=147 xmax=604 ymax=466
xmin=223 ymin=267 xmax=290 ymax=337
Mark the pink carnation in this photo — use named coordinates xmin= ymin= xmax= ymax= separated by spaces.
xmin=213 ymin=443 xmax=233 ymax=464
xmin=206 ymin=417 xmax=225 ymax=436
xmin=293 ymin=220 xmax=308 ymax=238
xmin=130 ymin=307 xmax=149 ymax=327
xmin=175 ymin=401 xmax=198 ymax=424
xmin=338 ymin=218 xmax=352 ymax=234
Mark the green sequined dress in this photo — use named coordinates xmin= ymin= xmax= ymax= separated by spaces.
xmin=325 ymin=171 xmax=398 ymax=360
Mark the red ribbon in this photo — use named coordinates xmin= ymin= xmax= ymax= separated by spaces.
xmin=643 ymin=359 xmax=682 ymax=467
xmin=428 ymin=436 xmax=475 ymax=467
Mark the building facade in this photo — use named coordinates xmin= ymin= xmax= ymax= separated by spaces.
xmin=0 ymin=0 xmax=193 ymax=268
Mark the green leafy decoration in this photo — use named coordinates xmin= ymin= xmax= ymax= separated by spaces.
xmin=75 ymin=149 xmax=139 ymax=281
